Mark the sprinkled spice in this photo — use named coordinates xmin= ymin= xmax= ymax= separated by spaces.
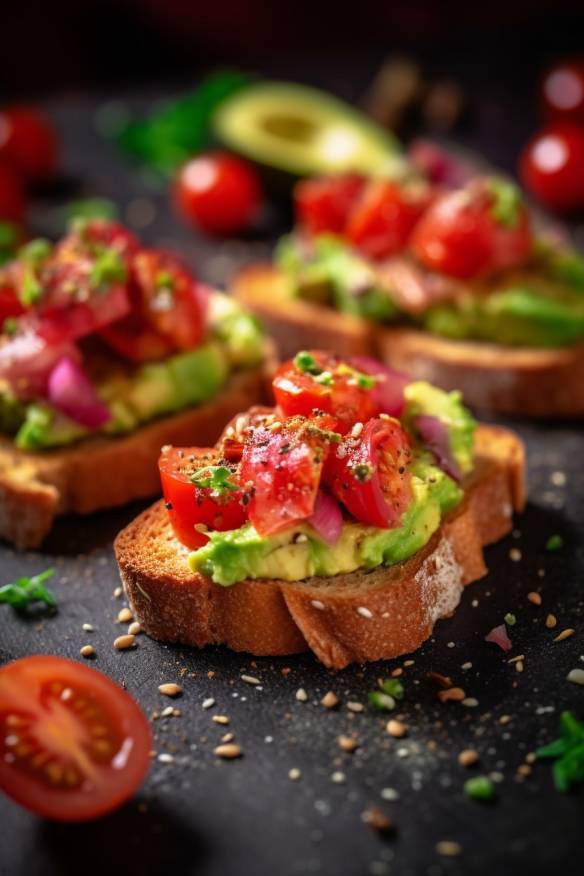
xmin=202 ymin=698 xmax=215 ymax=710
xmin=212 ymin=715 xmax=230 ymax=725
xmin=504 ymin=613 xmax=516 ymax=626
xmin=338 ymin=735 xmax=358 ymax=752
xmin=347 ymin=701 xmax=364 ymax=713
xmin=288 ymin=768 xmax=301 ymax=781
xmin=435 ymin=840 xmax=462 ymax=857
xmin=567 ymin=669 xmax=584 ymax=686
xmin=241 ymin=675 xmax=260 ymax=685
xmin=117 ymin=607 xmax=133 ymax=623
xmin=128 ymin=621 xmax=141 ymax=636
xmin=295 ymin=688 xmax=308 ymax=702
xmin=464 ymin=776 xmax=495 ymax=801
xmin=82 ymin=623 xmax=94 ymax=632
xmin=509 ymin=548 xmax=522 ymax=562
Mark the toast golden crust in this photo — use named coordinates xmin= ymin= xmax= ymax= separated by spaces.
xmin=233 ymin=264 xmax=584 ymax=416
xmin=115 ymin=425 xmax=525 ymax=669
xmin=0 ymin=363 xmax=272 ymax=549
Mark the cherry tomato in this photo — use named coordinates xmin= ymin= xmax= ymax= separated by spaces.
xmin=410 ymin=178 xmax=532 ymax=278
xmin=0 ymin=264 xmax=26 ymax=327
xmin=99 ymin=314 xmax=176 ymax=363
xmin=0 ymin=655 xmax=151 ymax=822
xmin=159 ymin=446 xmax=247 ymax=549
xmin=273 ymin=351 xmax=378 ymax=436
xmin=295 ymin=174 xmax=366 ymax=236
xmin=520 ymin=123 xmax=584 ymax=213
xmin=345 ymin=180 xmax=432 ymax=260
xmin=239 ymin=413 xmax=337 ymax=537
xmin=541 ymin=60 xmax=584 ymax=124
xmin=325 ymin=417 xmax=412 ymax=528
xmin=132 ymin=250 xmax=206 ymax=350
xmin=0 ymin=107 xmax=57 ymax=182
xmin=0 ymin=162 xmax=26 ymax=223
xmin=173 ymin=152 xmax=261 ymax=236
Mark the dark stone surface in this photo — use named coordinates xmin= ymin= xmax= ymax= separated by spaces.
xmin=1 ymin=78 xmax=583 ymax=876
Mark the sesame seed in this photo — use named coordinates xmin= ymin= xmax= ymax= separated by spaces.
xmin=461 ymin=662 xmax=472 ymax=671
xmin=517 ymin=764 xmax=532 ymax=778
xmin=380 ymin=788 xmax=399 ymax=801
xmin=356 ymin=606 xmax=373 ymax=619
xmin=117 ymin=607 xmax=133 ymax=623
xmin=214 ymin=744 xmax=242 ymax=759
xmin=288 ymin=768 xmax=301 ymax=780
xmin=509 ymin=548 xmax=522 ymax=562
xmin=82 ymin=623 xmax=94 ymax=632
xmin=331 ymin=771 xmax=346 ymax=783
xmin=80 ymin=645 xmax=94 ymax=658
xmin=436 ymin=840 xmax=462 ymax=857
xmin=546 ymin=613 xmax=557 ymax=629
xmin=386 ymin=720 xmax=407 ymax=738
xmin=295 ymin=532 xmax=308 ymax=543
xmin=458 ymin=749 xmax=479 ymax=767
xmin=221 ymin=733 xmax=234 ymax=743
xmin=311 ymin=600 xmax=326 ymax=610
xmin=321 ymin=691 xmax=339 ymax=709
xmin=516 ymin=660 xmax=524 ymax=673
xmin=347 ymin=701 xmax=364 ymax=713
xmin=113 ymin=587 xmax=122 ymax=598
xmin=295 ymin=688 xmax=308 ymax=702
xmin=567 ymin=668 xmax=584 ymax=686
xmin=527 ymin=591 xmax=542 ymax=606
xmin=461 ymin=697 xmax=479 ymax=708
xmin=202 ymin=698 xmax=215 ymax=710
xmin=499 ymin=715 xmax=512 ymax=725
xmin=554 ymin=628 xmax=575 ymax=642
xmin=212 ymin=715 xmax=230 ymax=725
xmin=338 ymin=735 xmax=358 ymax=752
xmin=158 ymin=683 xmax=182 ymax=697
xmin=113 ymin=634 xmax=136 ymax=651
xmin=351 ymin=422 xmax=363 ymax=438
xmin=551 ymin=471 xmax=566 ymax=486
xmin=128 ymin=621 xmax=141 ymax=636
xmin=157 ymin=753 xmax=174 ymax=764
xmin=160 ymin=706 xmax=174 ymax=718
xmin=241 ymin=675 xmax=260 ymax=685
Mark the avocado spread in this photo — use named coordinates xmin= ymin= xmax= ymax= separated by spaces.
xmin=189 ymin=381 xmax=474 ymax=586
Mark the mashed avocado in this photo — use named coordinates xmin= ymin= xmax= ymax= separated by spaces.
xmin=189 ymin=458 xmax=462 ymax=586
xmin=404 ymin=381 xmax=475 ymax=477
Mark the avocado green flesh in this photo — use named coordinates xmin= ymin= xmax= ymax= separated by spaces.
xmin=404 ymin=381 xmax=476 ymax=478
xmin=189 ymin=459 xmax=462 ymax=587
xmin=213 ymin=82 xmax=404 ymax=178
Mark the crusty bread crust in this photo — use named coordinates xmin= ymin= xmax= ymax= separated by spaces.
xmin=0 ymin=364 xmax=273 ymax=549
xmin=232 ymin=264 xmax=584 ymax=417
xmin=115 ymin=424 xmax=525 ymax=669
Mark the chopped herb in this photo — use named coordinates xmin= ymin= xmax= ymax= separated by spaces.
xmin=20 ymin=268 xmax=43 ymax=307
xmin=191 ymin=465 xmax=239 ymax=496
xmin=306 ymin=425 xmax=342 ymax=444
xmin=504 ymin=613 xmax=517 ymax=626
xmin=489 ymin=178 xmax=523 ymax=228
xmin=536 ymin=711 xmax=584 ymax=792
xmin=464 ymin=776 xmax=495 ymax=801
xmin=3 ymin=317 xmax=18 ymax=337
xmin=155 ymin=270 xmax=175 ymax=290
xmin=63 ymin=198 xmax=118 ymax=223
xmin=18 ymin=238 xmax=52 ymax=267
xmin=278 ymin=442 xmax=291 ymax=455
xmin=380 ymin=678 xmax=405 ymax=700
xmin=546 ymin=534 xmax=563 ymax=552
xmin=0 ymin=221 xmax=20 ymax=250
xmin=336 ymin=362 xmax=377 ymax=390
xmin=90 ymin=247 xmax=127 ymax=290
xmin=314 ymin=370 xmax=334 ymax=386
xmin=294 ymin=351 xmax=321 ymax=375
xmin=351 ymin=462 xmax=373 ymax=483
xmin=0 ymin=569 xmax=56 ymax=611
xmin=368 ymin=691 xmax=396 ymax=711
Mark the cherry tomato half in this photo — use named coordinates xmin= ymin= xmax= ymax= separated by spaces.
xmin=159 ymin=446 xmax=247 ymax=549
xmin=273 ymin=351 xmax=378 ymax=436
xmin=541 ymin=60 xmax=584 ymax=124
xmin=345 ymin=180 xmax=432 ymax=260
xmin=0 ymin=162 xmax=26 ymax=224
xmin=295 ymin=174 xmax=366 ymax=236
xmin=325 ymin=417 xmax=412 ymax=528
xmin=0 ymin=655 xmax=151 ymax=822
xmin=520 ymin=123 xmax=584 ymax=213
xmin=173 ymin=152 xmax=261 ymax=236
xmin=0 ymin=264 xmax=26 ymax=327
xmin=0 ymin=106 xmax=58 ymax=182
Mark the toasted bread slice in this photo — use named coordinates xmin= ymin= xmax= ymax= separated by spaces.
xmin=115 ymin=424 xmax=525 ymax=670
xmin=0 ymin=363 xmax=273 ymax=549
xmin=233 ymin=265 xmax=584 ymax=417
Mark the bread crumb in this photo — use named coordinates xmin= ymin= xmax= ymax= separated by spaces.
xmin=321 ymin=691 xmax=339 ymax=709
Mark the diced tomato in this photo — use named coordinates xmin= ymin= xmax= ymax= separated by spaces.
xmin=0 ymin=655 xmax=151 ymax=822
xmin=410 ymin=178 xmax=533 ymax=279
xmin=0 ymin=265 xmax=25 ymax=327
xmin=345 ymin=180 xmax=433 ymax=260
xmin=273 ymin=351 xmax=378 ymax=435
xmin=132 ymin=250 xmax=205 ymax=351
xmin=325 ymin=417 xmax=412 ymax=528
xmin=295 ymin=174 xmax=366 ymax=236
xmin=239 ymin=413 xmax=337 ymax=536
xmin=56 ymin=219 xmax=139 ymax=262
xmin=100 ymin=314 xmax=177 ymax=363
xmin=159 ymin=446 xmax=247 ymax=549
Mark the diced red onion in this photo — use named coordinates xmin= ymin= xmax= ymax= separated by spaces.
xmin=0 ymin=333 xmax=82 ymax=400
xmin=349 ymin=356 xmax=410 ymax=418
xmin=485 ymin=624 xmax=512 ymax=652
xmin=415 ymin=414 xmax=462 ymax=483
xmin=47 ymin=356 xmax=111 ymax=429
xmin=308 ymin=489 xmax=343 ymax=545
xmin=408 ymin=138 xmax=470 ymax=188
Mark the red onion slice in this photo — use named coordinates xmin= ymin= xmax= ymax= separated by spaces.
xmin=408 ymin=139 xmax=470 ymax=188
xmin=47 ymin=356 xmax=111 ymax=429
xmin=349 ymin=356 xmax=410 ymax=418
xmin=485 ymin=624 xmax=512 ymax=652
xmin=415 ymin=414 xmax=462 ymax=483
xmin=308 ymin=489 xmax=343 ymax=545
xmin=0 ymin=333 xmax=82 ymax=400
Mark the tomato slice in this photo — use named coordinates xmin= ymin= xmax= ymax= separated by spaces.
xmin=273 ymin=351 xmax=378 ymax=435
xmin=132 ymin=250 xmax=206 ymax=351
xmin=160 ymin=446 xmax=247 ymax=549
xmin=99 ymin=314 xmax=176 ymax=363
xmin=239 ymin=413 xmax=338 ymax=536
xmin=0 ymin=266 xmax=25 ymax=327
xmin=324 ymin=417 xmax=412 ymax=528
xmin=295 ymin=174 xmax=366 ymax=236
xmin=0 ymin=655 xmax=151 ymax=822
xmin=344 ymin=180 xmax=433 ymax=260
xmin=410 ymin=178 xmax=533 ymax=279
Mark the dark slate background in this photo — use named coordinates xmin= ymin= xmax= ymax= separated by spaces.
xmin=1 ymin=54 xmax=584 ymax=876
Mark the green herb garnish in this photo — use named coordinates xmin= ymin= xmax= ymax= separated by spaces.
xmin=489 ymin=178 xmax=523 ymax=228
xmin=18 ymin=239 xmax=52 ymax=267
xmin=314 ymin=371 xmax=334 ymax=386
xmin=64 ymin=198 xmax=119 ymax=223
xmin=20 ymin=268 xmax=43 ymax=307
xmin=155 ymin=271 xmax=175 ymax=290
xmin=369 ymin=678 xmax=405 ymax=711
xmin=306 ymin=425 xmax=342 ymax=444
xmin=546 ymin=534 xmax=563 ymax=552
xmin=536 ymin=711 xmax=584 ymax=792
xmin=3 ymin=317 xmax=18 ymax=338
xmin=90 ymin=247 xmax=127 ymax=290
xmin=464 ymin=776 xmax=495 ymax=801
xmin=380 ymin=678 xmax=405 ymax=700
xmin=0 ymin=569 xmax=56 ymax=611
xmin=294 ymin=351 xmax=321 ymax=375
xmin=191 ymin=465 xmax=239 ymax=496
xmin=504 ymin=613 xmax=517 ymax=626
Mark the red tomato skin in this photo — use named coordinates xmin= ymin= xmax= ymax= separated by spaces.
xmin=0 ymin=162 xmax=26 ymax=223
xmin=541 ymin=60 xmax=584 ymax=124
xmin=0 ymin=266 xmax=26 ymax=326
xmin=173 ymin=152 xmax=261 ymax=236
xmin=99 ymin=315 xmax=176 ymax=363
xmin=324 ymin=418 xmax=412 ymax=528
xmin=295 ymin=174 xmax=366 ymax=236
xmin=0 ymin=655 xmax=151 ymax=822
xmin=0 ymin=106 xmax=58 ymax=182
xmin=159 ymin=446 xmax=247 ymax=549
xmin=520 ymin=123 xmax=584 ymax=212
xmin=345 ymin=181 xmax=432 ymax=260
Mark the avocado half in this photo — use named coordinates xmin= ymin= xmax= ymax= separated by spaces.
xmin=213 ymin=81 xmax=405 ymax=182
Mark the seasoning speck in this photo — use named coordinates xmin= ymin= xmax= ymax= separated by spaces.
xmin=464 ymin=775 xmax=495 ymax=801
xmin=321 ymin=691 xmax=339 ymax=709
xmin=241 ymin=675 xmax=260 ymax=685
xmin=347 ymin=701 xmax=364 ymax=713
xmin=509 ymin=548 xmax=522 ymax=562
xmin=82 ymin=623 xmax=94 ymax=632
xmin=438 ymin=687 xmax=465 ymax=703
xmin=386 ymin=719 xmax=407 ymax=738
xmin=128 ymin=621 xmax=141 ymax=636
xmin=458 ymin=749 xmax=479 ymax=767
xmin=356 ymin=606 xmax=373 ymax=619
xmin=295 ymin=688 xmax=308 ymax=702
xmin=202 ymin=698 xmax=215 ymax=710
xmin=117 ymin=607 xmax=133 ymax=623
xmin=158 ymin=683 xmax=182 ymax=697
xmin=212 ymin=715 xmax=230 ymax=725
xmin=338 ymin=735 xmax=358 ymax=752
xmin=80 ymin=645 xmax=94 ymax=658
xmin=331 ymin=771 xmax=346 ymax=783
xmin=288 ymin=768 xmax=301 ymax=781
xmin=214 ymin=744 xmax=242 ymax=759
xmin=554 ymin=628 xmax=575 ymax=642
xmin=527 ymin=591 xmax=542 ymax=606
xmin=113 ymin=634 xmax=136 ymax=651
xmin=361 ymin=806 xmax=393 ymax=833
xmin=157 ymin=753 xmax=174 ymax=764
xmin=546 ymin=613 xmax=557 ymax=629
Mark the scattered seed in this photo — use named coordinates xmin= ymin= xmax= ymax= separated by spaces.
xmin=241 ymin=675 xmax=260 ymax=685
xmin=214 ymin=744 xmax=242 ymax=759
xmin=351 ymin=421 xmax=363 ymax=438
xmin=288 ymin=768 xmax=301 ymax=781
xmin=517 ymin=764 xmax=532 ymax=778
xmin=527 ymin=592 xmax=542 ymax=606
xmin=331 ymin=771 xmax=346 ymax=783
xmin=361 ymin=806 xmax=393 ymax=833
xmin=128 ymin=621 xmax=141 ymax=636
xmin=82 ymin=623 xmax=94 ymax=632
xmin=202 ymin=698 xmax=215 ymax=710
xmin=157 ymin=753 xmax=174 ymax=764
xmin=347 ymin=701 xmax=364 ymax=713
xmin=321 ymin=691 xmax=339 ymax=709
xmin=515 ymin=660 xmax=524 ymax=673
xmin=338 ymin=735 xmax=358 ymax=752
xmin=221 ymin=733 xmax=234 ymax=743
xmin=161 ymin=706 xmax=174 ymax=718
xmin=386 ymin=719 xmax=407 ymax=738
xmin=311 ymin=600 xmax=326 ymax=610
xmin=525 ymin=752 xmax=537 ymax=765
xmin=546 ymin=614 xmax=557 ymax=629
xmin=509 ymin=548 xmax=522 ymax=562
xmin=458 ymin=749 xmax=479 ymax=767
xmin=80 ymin=645 xmax=94 ymax=658
xmin=380 ymin=787 xmax=400 ymax=801
xmin=462 ymin=697 xmax=479 ymax=708
xmin=551 ymin=470 xmax=566 ymax=486
xmin=508 ymin=654 xmax=525 ymax=663
xmin=554 ymin=628 xmax=575 ymax=642
xmin=461 ymin=662 xmax=472 ymax=671
xmin=117 ymin=607 xmax=133 ymax=623
xmin=567 ymin=668 xmax=584 ymax=686
xmin=158 ymin=683 xmax=182 ymax=698
xmin=212 ymin=715 xmax=230 ymax=725
xmin=499 ymin=715 xmax=512 ymax=725
xmin=391 ymin=668 xmax=403 ymax=677
xmin=403 ymin=659 xmax=415 ymax=667
xmin=436 ymin=841 xmax=462 ymax=857
xmin=113 ymin=634 xmax=135 ymax=651
xmin=465 ymin=776 xmax=495 ymax=801
xmin=356 ymin=606 xmax=373 ymax=619
xmin=295 ymin=688 xmax=308 ymax=702
xmin=113 ymin=587 xmax=122 ymax=598
xmin=438 ymin=687 xmax=465 ymax=703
